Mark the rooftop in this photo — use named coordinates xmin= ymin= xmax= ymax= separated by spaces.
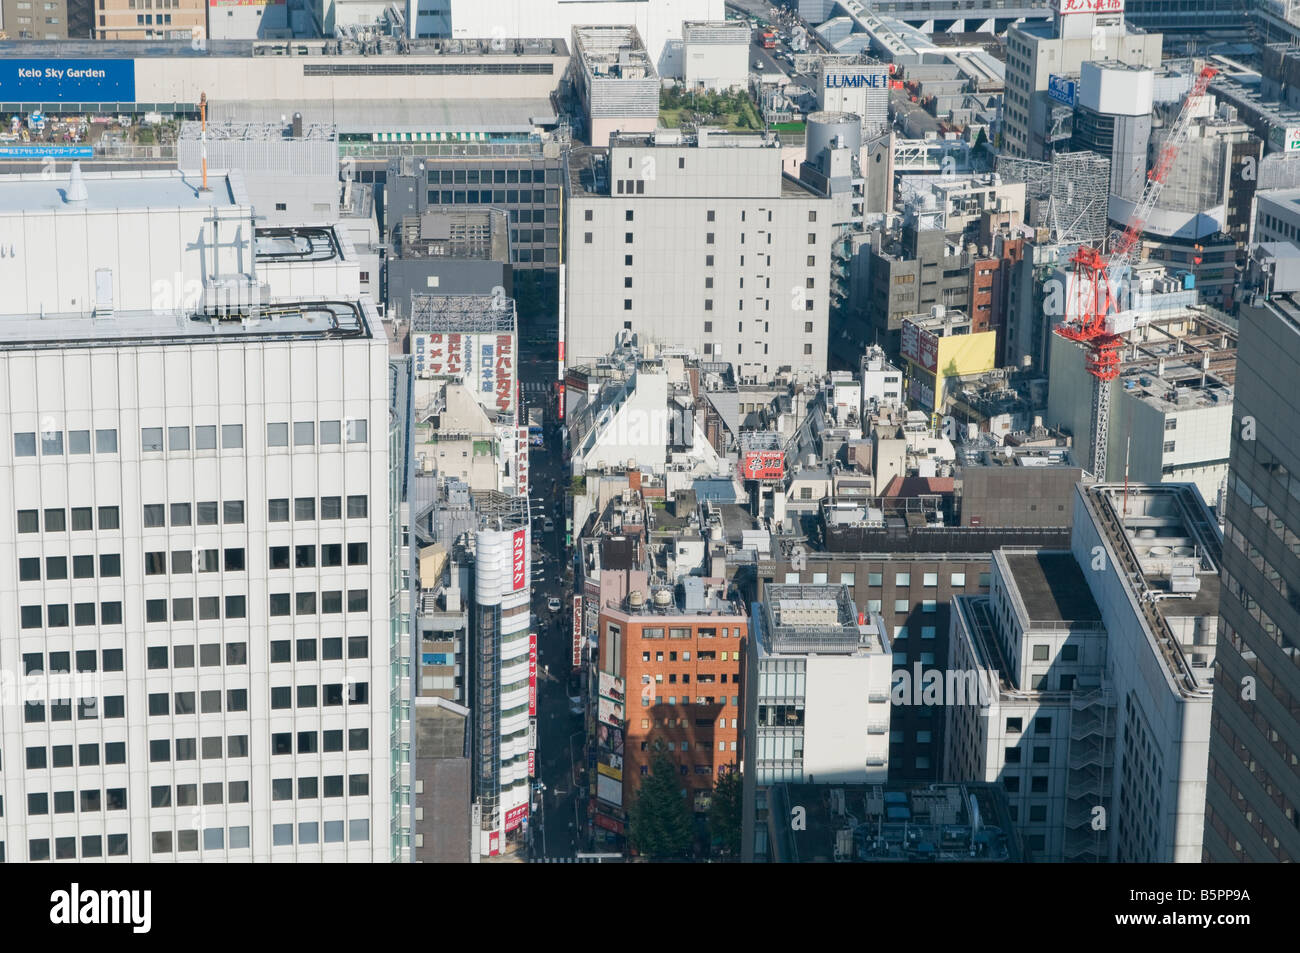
xmin=0 ymin=300 xmax=374 ymax=350
xmin=0 ymin=168 xmax=237 ymax=214
xmin=0 ymin=37 xmax=568 ymax=59
xmin=757 ymin=584 xmax=887 ymax=656
xmin=1002 ymin=551 xmax=1102 ymax=624
xmin=573 ymin=25 xmax=655 ymax=79
xmin=765 ymin=782 xmax=1023 ymax=863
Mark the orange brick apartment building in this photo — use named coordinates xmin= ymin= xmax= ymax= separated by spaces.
xmin=597 ymin=579 xmax=747 ymax=814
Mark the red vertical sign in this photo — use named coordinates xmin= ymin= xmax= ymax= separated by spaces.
xmin=511 ymin=528 xmax=527 ymax=592
xmin=528 ymin=632 xmax=538 ymax=717
xmin=572 ymin=595 xmax=583 ymax=668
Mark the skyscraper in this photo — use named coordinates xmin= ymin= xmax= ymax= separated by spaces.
xmin=1203 ymin=258 xmax=1300 ymax=862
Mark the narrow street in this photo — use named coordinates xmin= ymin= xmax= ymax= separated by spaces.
xmin=519 ymin=348 xmax=585 ymax=860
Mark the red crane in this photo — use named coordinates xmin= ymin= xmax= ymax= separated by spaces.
xmin=1055 ymin=63 xmax=1219 ymax=477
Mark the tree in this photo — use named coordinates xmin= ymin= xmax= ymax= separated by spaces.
xmin=628 ymin=750 xmax=693 ymax=860
xmin=709 ymin=765 xmax=743 ymax=858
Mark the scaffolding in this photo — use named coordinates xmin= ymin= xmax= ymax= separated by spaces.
xmin=996 ymin=152 xmax=1111 ymax=247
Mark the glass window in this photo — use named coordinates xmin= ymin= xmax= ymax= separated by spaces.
xmin=294 ymin=422 xmax=314 ymax=446
xmin=96 ymin=429 xmax=118 ymax=453
xmin=295 ymin=498 xmax=315 ymax=521
xmin=267 ymin=423 xmax=289 ymax=447
xmin=99 ymin=506 xmax=120 ymax=530
xmin=895 ymin=572 xmax=911 ymax=587
xmin=14 ymin=432 xmax=36 ymax=456
xmin=45 ymin=508 xmax=66 ymax=532
xmin=221 ymin=424 xmax=243 ymax=449
xmin=168 ymin=426 xmax=190 ymax=451
xmin=346 ymin=419 xmax=367 ymax=444
xmin=41 ymin=430 xmax=64 ymax=456
xmin=346 ymin=495 xmax=367 ymax=518
xmin=69 ymin=430 xmax=91 ymax=454
xmin=195 ymin=425 xmax=217 ymax=450
xmin=171 ymin=502 xmax=191 ymax=527
xmin=951 ymin=572 xmax=966 ymax=587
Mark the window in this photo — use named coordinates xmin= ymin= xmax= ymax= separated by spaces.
xmin=1061 ymin=644 xmax=1079 ymax=662
xmin=141 ymin=427 xmax=163 ymax=452
xmin=347 ymin=419 xmax=368 ymax=444
xmin=222 ymin=424 xmax=243 ymax=449
xmin=1163 ymin=441 xmax=1176 ymax=453
xmin=69 ymin=430 xmax=91 ymax=454
xmin=267 ymin=423 xmax=289 ymax=447
xmin=14 ymin=432 xmax=36 ymax=456
xmin=268 ymin=499 xmax=290 ymax=522
xmin=45 ymin=509 xmax=66 ymax=532
xmin=168 ymin=426 xmax=189 ymax=451
xmin=96 ymin=429 xmax=118 ymax=453
xmin=347 ymin=495 xmax=368 ymax=518
xmin=294 ymin=422 xmax=314 ymax=446
xmin=951 ymin=572 xmax=966 ymax=587
xmin=195 ymin=425 xmax=217 ymax=450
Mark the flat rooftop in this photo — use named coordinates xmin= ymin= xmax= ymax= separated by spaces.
xmin=766 ymin=781 xmax=1023 ymax=863
xmin=0 ymin=301 xmax=373 ymax=350
xmin=0 ymin=37 xmax=568 ymax=59
xmin=212 ymin=99 xmax=557 ymax=135
xmin=0 ymin=169 xmax=237 ymax=214
xmin=1003 ymin=551 xmax=1102 ymax=624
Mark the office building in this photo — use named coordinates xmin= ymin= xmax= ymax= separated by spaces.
xmin=947 ymin=482 xmax=1220 ymax=862
xmin=95 ymin=0 xmax=205 ymax=39
xmin=1002 ymin=2 xmax=1162 ymax=161
xmin=1203 ymin=255 xmax=1300 ymax=861
xmin=566 ymin=130 xmax=834 ymax=376
xmin=0 ymin=167 xmax=392 ymax=862
xmin=2 ymin=0 xmax=68 ymax=38
xmin=596 ymin=579 xmax=748 ymax=819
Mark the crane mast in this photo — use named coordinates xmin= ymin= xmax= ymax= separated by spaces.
xmin=1055 ymin=64 xmax=1219 ymax=479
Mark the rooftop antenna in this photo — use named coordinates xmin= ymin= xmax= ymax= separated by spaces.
xmin=198 ymin=92 xmax=210 ymax=194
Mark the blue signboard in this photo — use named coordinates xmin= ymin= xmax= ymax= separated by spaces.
xmin=422 ymin=653 xmax=452 ymax=666
xmin=0 ymin=59 xmax=136 ymax=102
xmin=0 ymin=145 xmax=94 ymax=158
xmin=1047 ymin=74 xmax=1076 ymax=108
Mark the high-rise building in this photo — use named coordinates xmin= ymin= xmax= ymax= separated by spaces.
xmin=0 ymin=167 xmax=392 ymax=862
xmin=1203 ymin=256 xmax=1300 ymax=862
xmin=1002 ymin=3 xmax=1162 ymax=161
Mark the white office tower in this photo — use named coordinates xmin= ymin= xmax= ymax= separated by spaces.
xmin=0 ymin=167 xmax=391 ymax=862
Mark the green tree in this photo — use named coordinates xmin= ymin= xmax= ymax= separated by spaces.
xmin=628 ymin=750 xmax=693 ymax=860
xmin=709 ymin=766 xmax=743 ymax=857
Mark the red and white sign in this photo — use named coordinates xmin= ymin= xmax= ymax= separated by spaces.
xmin=496 ymin=334 xmax=514 ymax=414
xmin=572 ymin=595 xmax=583 ymax=668
xmin=528 ymin=632 xmax=538 ymax=717
xmin=511 ymin=528 xmax=527 ymax=592
xmin=741 ymin=449 xmax=785 ymax=482
xmin=528 ymin=750 xmax=536 ymax=777
xmin=504 ymin=803 xmax=529 ymax=832
xmin=488 ymin=831 xmax=500 ymax=855
xmin=516 ymin=426 xmax=530 ymax=498
xmin=901 ymin=319 xmax=939 ymax=374
xmin=1052 ymin=0 xmax=1123 ymax=12
xmin=446 ymin=333 xmax=463 ymax=376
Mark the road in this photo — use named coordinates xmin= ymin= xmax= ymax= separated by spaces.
xmin=519 ymin=345 xmax=586 ymax=861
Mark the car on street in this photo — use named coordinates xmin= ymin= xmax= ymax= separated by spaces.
xmin=543 ymin=518 xmax=555 ymax=533
xmin=547 ymin=597 xmax=562 ymax=612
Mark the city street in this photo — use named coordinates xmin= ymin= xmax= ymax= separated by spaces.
xmin=519 ymin=348 xmax=586 ymax=860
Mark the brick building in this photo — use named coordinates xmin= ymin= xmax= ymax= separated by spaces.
xmin=597 ymin=579 xmax=747 ymax=815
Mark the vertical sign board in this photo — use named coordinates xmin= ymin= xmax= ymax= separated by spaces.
xmin=516 ymin=426 xmax=530 ymax=498
xmin=1047 ymin=74 xmax=1076 ymax=108
xmin=488 ymin=830 xmax=500 ymax=855
xmin=572 ymin=595 xmax=583 ymax=667
xmin=504 ymin=803 xmax=529 ymax=832
xmin=528 ymin=750 xmax=536 ymax=777
xmin=511 ymin=528 xmax=527 ymax=592
xmin=528 ymin=633 xmax=538 ymax=718
xmin=496 ymin=334 xmax=515 ymax=416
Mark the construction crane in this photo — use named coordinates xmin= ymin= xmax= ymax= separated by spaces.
xmin=1055 ymin=63 xmax=1219 ymax=479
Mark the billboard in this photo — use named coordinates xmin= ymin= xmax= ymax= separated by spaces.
xmin=528 ymin=633 xmax=538 ymax=718
xmin=741 ymin=449 xmax=784 ymax=482
xmin=1270 ymin=125 xmax=1300 ymax=153
xmin=504 ymin=803 xmax=529 ymax=832
xmin=516 ymin=426 xmax=529 ymax=498
xmin=572 ymin=595 xmax=583 ymax=667
xmin=1051 ymin=0 xmax=1123 ymax=12
xmin=1047 ymin=74 xmax=1076 ymax=108
xmin=511 ymin=528 xmax=527 ymax=592
xmin=900 ymin=319 xmax=939 ymax=374
xmin=528 ymin=750 xmax=536 ymax=777
xmin=0 ymin=60 xmax=136 ymax=103
xmin=597 ymin=673 xmax=625 ymax=729
xmin=413 ymin=331 xmax=516 ymax=417
xmin=596 ymin=773 xmax=623 ymax=807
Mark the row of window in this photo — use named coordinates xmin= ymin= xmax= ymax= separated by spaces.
xmin=267 ymin=590 xmax=370 ymax=617
xmin=23 ymin=649 xmax=124 ymax=674
xmin=640 ymin=649 xmax=740 ymax=662
xmin=26 ymin=741 xmax=127 ymax=769
xmin=20 ymin=554 xmax=121 ymax=581
xmin=148 ymin=736 xmax=251 ymax=761
xmin=270 ymin=683 xmax=368 ymax=709
xmin=269 ymin=496 xmax=369 ymax=522
xmin=14 ymin=429 xmax=118 ymax=458
xmin=19 ymin=602 xmax=124 ymax=629
xmin=16 ymin=507 xmax=119 ymax=533
xmin=425 ymin=189 xmax=550 ymax=207
xmin=25 ymin=697 xmax=119 ymax=723
xmin=641 ymin=695 xmax=740 ymax=708
xmin=142 ymin=596 xmax=249 ymax=624
xmin=271 ymin=636 xmax=369 ymax=663
xmin=148 ymin=690 xmax=250 ymax=716
xmin=270 ymin=729 xmax=370 ymax=755
xmin=142 ymin=501 xmax=244 ymax=527
xmin=29 ymin=834 xmax=129 ymax=861
xmin=24 ymin=788 xmax=127 ymax=816
xmin=269 ymin=543 xmax=368 ymax=568
xmin=428 ymin=167 xmax=554 ymax=185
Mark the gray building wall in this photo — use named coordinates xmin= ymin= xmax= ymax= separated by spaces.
xmin=960 ymin=465 xmax=1084 ymax=528
xmin=414 ymin=703 xmax=473 ymax=863
xmin=567 ymin=139 xmax=834 ymax=374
